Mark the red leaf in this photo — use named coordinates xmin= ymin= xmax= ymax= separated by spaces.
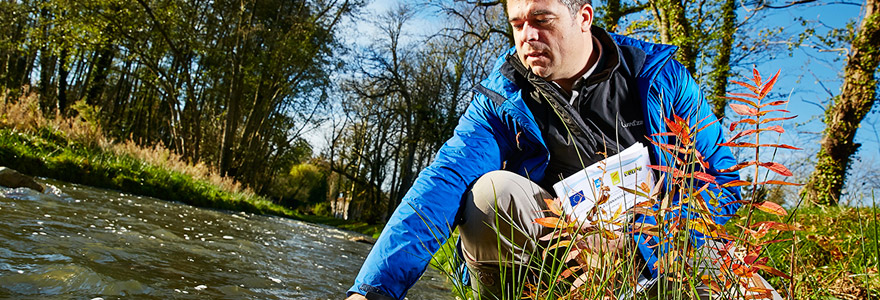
xmin=751 ymin=221 xmax=801 ymax=231
xmin=729 ymin=129 xmax=758 ymax=142
xmin=764 ymin=125 xmax=784 ymax=133
xmin=760 ymin=144 xmax=802 ymax=150
xmin=758 ymin=180 xmax=802 ymax=186
xmin=717 ymin=142 xmax=759 ymax=148
xmin=760 ymin=116 xmax=797 ymax=124
xmin=731 ymin=80 xmax=761 ymax=94
xmin=693 ymin=172 xmax=717 ymax=183
xmin=719 ymin=161 xmax=758 ymax=173
xmin=756 ymin=109 xmax=791 ymax=117
xmin=721 ymin=96 xmax=758 ymax=108
xmin=648 ymin=165 xmax=685 ymax=177
xmin=729 ymin=92 xmax=760 ymax=99
xmin=729 ymin=118 xmax=758 ymax=131
xmin=754 ymin=201 xmax=787 ymax=216
xmin=752 ymin=263 xmax=792 ymax=279
xmin=758 ymin=69 xmax=781 ymax=99
xmin=722 ymin=180 xmax=753 ymax=187
xmin=759 ymin=100 xmax=788 ymax=108
xmin=752 ymin=68 xmax=762 ymax=86
xmin=650 ymin=132 xmax=677 ymax=137
xmin=695 ymin=115 xmax=719 ymax=134
xmin=730 ymin=103 xmax=759 ymax=116
xmin=759 ymin=161 xmax=793 ymax=176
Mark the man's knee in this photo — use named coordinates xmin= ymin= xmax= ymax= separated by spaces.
xmin=468 ymin=170 xmax=523 ymax=215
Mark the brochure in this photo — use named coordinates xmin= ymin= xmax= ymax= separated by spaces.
xmin=552 ymin=142 xmax=653 ymax=227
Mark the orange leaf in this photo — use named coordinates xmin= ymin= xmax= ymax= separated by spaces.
xmin=754 ymin=201 xmax=787 ymax=216
xmin=629 ymin=222 xmax=659 ymax=236
xmin=534 ymin=217 xmax=565 ymax=228
xmin=759 ymin=162 xmax=793 ymax=176
xmin=758 ymin=69 xmax=781 ymax=99
xmin=544 ymin=198 xmax=563 ymax=216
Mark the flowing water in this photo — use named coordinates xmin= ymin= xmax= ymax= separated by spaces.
xmin=0 ymin=179 xmax=454 ymax=299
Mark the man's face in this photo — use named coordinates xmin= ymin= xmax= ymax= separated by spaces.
xmin=507 ymin=0 xmax=593 ymax=82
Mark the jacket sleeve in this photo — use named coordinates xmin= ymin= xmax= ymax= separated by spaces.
xmin=348 ymin=92 xmax=512 ymax=299
xmin=633 ymin=59 xmax=742 ymax=279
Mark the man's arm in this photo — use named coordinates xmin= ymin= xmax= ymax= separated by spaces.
xmin=347 ymin=92 xmax=512 ymax=299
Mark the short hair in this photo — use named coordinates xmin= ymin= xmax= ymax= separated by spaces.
xmin=560 ymin=0 xmax=592 ymax=15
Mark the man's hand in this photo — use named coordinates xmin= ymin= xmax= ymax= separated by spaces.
xmin=582 ymin=230 xmax=628 ymax=255
xmin=345 ymin=293 xmax=367 ymax=300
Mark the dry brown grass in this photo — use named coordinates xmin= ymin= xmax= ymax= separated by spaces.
xmin=0 ymin=87 xmax=250 ymax=196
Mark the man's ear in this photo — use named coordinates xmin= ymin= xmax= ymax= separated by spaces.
xmin=578 ymin=4 xmax=594 ymax=32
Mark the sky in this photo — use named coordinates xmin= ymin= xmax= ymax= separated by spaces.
xmin=317 ymin=0 xmax=879 ymax=204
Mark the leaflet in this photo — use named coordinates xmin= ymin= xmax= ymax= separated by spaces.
xmin=552 ymin=143 xmax=653 ymax=227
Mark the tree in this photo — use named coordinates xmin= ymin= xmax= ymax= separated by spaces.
xmin=802 ymin=0 xmax=880 ymax=205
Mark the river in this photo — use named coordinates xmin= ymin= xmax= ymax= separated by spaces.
xmin=0 ymin=179 xmax=455 ymax=299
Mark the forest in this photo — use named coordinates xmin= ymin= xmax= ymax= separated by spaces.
xmin=1 ymin=0 xmax=878 ymax=223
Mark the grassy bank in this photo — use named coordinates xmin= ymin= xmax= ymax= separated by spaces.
xmin=0 ymin=94 xmax=382 ymax=237
xmin=741 ymin=205 xmax=880 ymax=299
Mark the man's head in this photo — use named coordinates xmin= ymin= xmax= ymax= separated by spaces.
xmin=507 ymin=0 xmax=595 ymax=90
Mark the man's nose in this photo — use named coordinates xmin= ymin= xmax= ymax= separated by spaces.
xmin=522 ymin=23 xmax=539 ymax=42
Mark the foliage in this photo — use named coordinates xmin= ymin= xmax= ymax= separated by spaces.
xmin=0 ymin=0 xmax=359 ymax=193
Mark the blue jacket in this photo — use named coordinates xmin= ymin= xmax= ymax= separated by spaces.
xmin=349 ymin=33 xmax=741 ymax=300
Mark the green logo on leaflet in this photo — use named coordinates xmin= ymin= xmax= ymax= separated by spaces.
xmin=623 ymin=166 xmax=642 ymax=177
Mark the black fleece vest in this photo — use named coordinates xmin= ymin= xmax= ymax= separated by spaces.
xmin=501 ymin=27 xmax=650 ymax=193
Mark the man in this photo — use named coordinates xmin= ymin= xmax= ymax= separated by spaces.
xmin=347 ymin=0 xmax=743 ymax=299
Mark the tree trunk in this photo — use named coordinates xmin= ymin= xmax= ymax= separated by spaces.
xmin=39 ymin=48 xmax=56 ymax=113
xmin=57 ymin=48 xmax=69 ymax=115
xmin=651 ymin=0 xmax=697 ymax=75
xmin=708 ymin=0 xmax=736 ymax=119
xmin=86 ymin=46 xmax=116 ymax=105
xmin=597 ymin=0 xmax=648 ymax=33
xmin=802 ymin=0 xmax=880 ymax=206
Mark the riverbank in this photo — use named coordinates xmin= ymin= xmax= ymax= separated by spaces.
xmin=0 ymin=127 xmax=382 ymax=236
xmin=0 ymin=96 xmax=382 ymax=238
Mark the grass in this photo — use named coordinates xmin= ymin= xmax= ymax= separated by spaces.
xmin=731 ymin=204 xmax=880 ymax=299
